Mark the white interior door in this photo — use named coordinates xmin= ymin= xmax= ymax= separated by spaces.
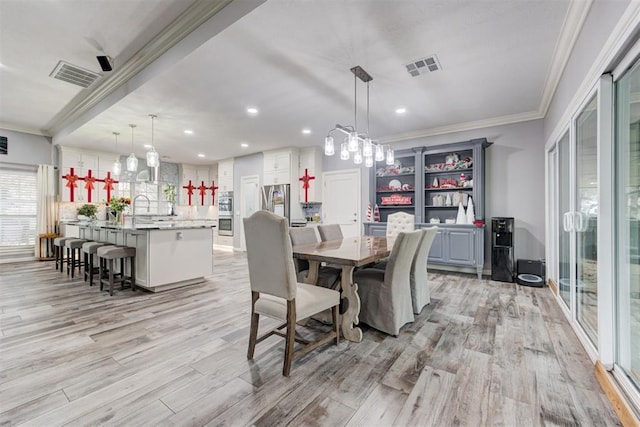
xmin=240 ymin=175 xmax=260 ymax=251
xmin=322 ymin=169 xmax=361 ymax=237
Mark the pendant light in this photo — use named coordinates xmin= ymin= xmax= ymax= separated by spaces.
xmin=112 ymin=132 xmax=122 ymax=176
xmin=127 ymin=124 xmax=138 ymax=172
xmin=146 ymin=114 xmax=159 ymax=168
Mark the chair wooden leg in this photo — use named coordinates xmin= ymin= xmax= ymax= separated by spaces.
xmin=332 ymin=305 xmax=340 ymax=345
xmin=89 ymin=255 xmax=94 ymax=286
xmin=283 ymin=299 xmax=296 ymax=377
xmin=247 ymin=292 xmax=260 ymax=360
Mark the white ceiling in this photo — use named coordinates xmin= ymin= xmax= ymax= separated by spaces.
xmin=0 ymin=0 xmax=583 ymax=165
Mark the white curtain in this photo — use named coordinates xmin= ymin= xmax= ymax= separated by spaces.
xmin=34 ymin=164 xmax=56 ymax=257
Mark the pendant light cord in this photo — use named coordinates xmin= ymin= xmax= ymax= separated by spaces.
xmin=366 ymin=81 xmax=370 ymax=137
xmin=354 ymin=73 xmax=357 ymax=134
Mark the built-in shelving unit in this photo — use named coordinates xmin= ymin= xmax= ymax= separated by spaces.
xmin=365 ymin=138 xmax=491 ymax=278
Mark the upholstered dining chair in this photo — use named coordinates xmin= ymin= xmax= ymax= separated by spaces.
xmin=386 ymin=212 xmax=415 ymax=238
xmin=288 ymin=227 xmax=341 ymax=290
xmin=243 ymin=211 xmax=340 ymax=376
xmin=353 ymin=230 xmax=422 ymax=336
xmin=317 ymin=224 xmax=343 ymax=242
xmin=410 ymin=227 xmax=438 ymax=314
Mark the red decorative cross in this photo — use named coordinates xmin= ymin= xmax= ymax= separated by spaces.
xmin=62 ymin=167 xmax=81 ymax=202
xmin=298 ymin=168 xmax=316 ymax=203
xmin=83 ymin=169 xmax=104 ymax=203
xmin=197 ymin=181 xmax=208 ymax=206
xmin=208 ymin=180 xmax=219 ymax=205
xmin=102 ymin=172 xmax=119 ymax=202
xmin=182 ymin=180 xmax=196 ymax=206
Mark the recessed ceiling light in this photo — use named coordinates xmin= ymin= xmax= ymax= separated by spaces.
xmin=184 ymin=130 xmax=193 ymax=135
xmin=302 ymin=129 xmax=311 ymax=134
xmin=143 ymin=144 xmax=152 ymax=149
xmin=246 ymin=107 xmax=258 ymax=115
xmin=395 ymin=107 xmax=407 ymax=114
xmin=241 ymin=143 xmax=249 ymax=148
xmin=197 ymin=154 xmax=205 ymax=158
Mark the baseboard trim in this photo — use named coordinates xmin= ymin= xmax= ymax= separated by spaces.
xmin=594 ymin=361 xmax=640 ymax=427
xmin=548 ymin=278 xmax=558 ymax=296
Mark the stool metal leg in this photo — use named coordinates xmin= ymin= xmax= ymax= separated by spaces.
xmin=130 ymin=256 xmax=136 ymax=292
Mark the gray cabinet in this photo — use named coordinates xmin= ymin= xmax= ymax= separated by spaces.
xmin=423 ymin=225 xmax=484 ymax=277
xmin=367 ymin=224 xmax=387 ymax=237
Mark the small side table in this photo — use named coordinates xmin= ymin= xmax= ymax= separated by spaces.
xmin=38 ymin=233 xmax=60 ymax=261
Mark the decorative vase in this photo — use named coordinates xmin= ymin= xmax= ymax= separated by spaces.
xmin=456 ymin=202 xmax=467 ymax=224
xmin=108 ymin=210 xmax=123 ymax=225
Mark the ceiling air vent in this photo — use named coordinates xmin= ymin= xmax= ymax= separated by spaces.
xmin=405 ymin=55 xmax=441 ymax=77
xmin=49 ymin=60 xmax=101 ymax=88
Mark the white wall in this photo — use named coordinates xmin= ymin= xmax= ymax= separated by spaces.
xmin=0 ymin=129 xmax=53 ymax=166
xmin=544 ymin=0 xmax=631 ymax=141
xmin=324 ymin=119 xmax=546 ymax=266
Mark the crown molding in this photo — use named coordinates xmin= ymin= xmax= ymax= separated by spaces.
xmin=381 ymin=110 xmax=543 ymax=144
xmin=545 ymin=1 xmax=640 ymax=147
xmin=538 ymin=0 xmax=593 ymax=117
xmin=47 ymin=0 xmax=235 ymax=138
xmin=0 ymin=123 xmax=51 ymax=137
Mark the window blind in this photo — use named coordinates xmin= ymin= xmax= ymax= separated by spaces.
xmin=0 ymin=168 xmax=37 ymax=252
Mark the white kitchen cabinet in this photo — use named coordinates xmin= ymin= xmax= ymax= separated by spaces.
xmin=196 ymin=167 xmax=210 ymax=185
xmin=218 ymin=158 xmax=234 ymax=192
xmin=298 ymin=147 xmax=323 ymax=203
xmin=263 ymin=149 xmax=296 ymax=185
xmin=58 ymin=146 xmax=116 ymax=202
xmin=180 ymin=165 xmax=198 ymax=205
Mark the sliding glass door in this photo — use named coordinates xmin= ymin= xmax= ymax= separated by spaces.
xmin=615 ymin=56 xmax=640 ymax=391
xmin=557 ymin=132 xmax=571 ymax=308
xmin=575 ymin=95 xmax=599 ymax=346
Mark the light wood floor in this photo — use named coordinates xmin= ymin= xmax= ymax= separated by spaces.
xmin=0 ymin=250 xmax=620 ymax=426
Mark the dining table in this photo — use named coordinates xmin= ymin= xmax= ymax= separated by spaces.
xmin=292 ymin=235 xmax=393 ymax=342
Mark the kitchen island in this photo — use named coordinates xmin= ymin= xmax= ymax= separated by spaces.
xmin=76 ymin=221 xmax=215 ymax=292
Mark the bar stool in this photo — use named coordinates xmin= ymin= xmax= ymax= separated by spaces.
xmin=53 ymin=237 xmax=74 ymax=272
xmin=65 ymin=239 xmax=88 ymax=278
xmin=97 ymin=246 xmax=136 ymax=296
xmin=82 ymin=242 xmax=111 ymax=286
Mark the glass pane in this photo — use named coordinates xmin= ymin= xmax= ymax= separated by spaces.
xmin=616 ymin=56 xmax=640 ymax=390
xmin=576 ymin=94 xmax=598 ymax=346
xmin=558 ymin=132 xmax=571 ymax=307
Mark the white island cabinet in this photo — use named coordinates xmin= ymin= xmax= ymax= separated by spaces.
xmin=81 ymin=223 xmax=214 ymax=292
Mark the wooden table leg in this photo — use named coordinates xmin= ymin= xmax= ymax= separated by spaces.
xmin=303 ymin=260 xmax=320 ymax=285
xmin=340 ymin=265 xmax=363 ymax=342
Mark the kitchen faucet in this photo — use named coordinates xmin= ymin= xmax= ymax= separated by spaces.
xmin=132 ymin=195 xmax=150 ymax=226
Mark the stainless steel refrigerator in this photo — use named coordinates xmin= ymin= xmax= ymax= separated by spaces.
xmin=262 ymin=184 xmax=290 ymax=222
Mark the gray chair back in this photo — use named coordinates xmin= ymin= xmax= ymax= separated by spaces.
xmin=410 ymin=227 xmax=438 ymax=313
xmin=384 ymin=230 xmax=423 ymax=287
xmin=288 ymin=227 xmax=318 ymax=274
xmin=318 ymin=224 xmax=343 ymax=242
xmin=243 ymin=211 xmax=298 ymax=300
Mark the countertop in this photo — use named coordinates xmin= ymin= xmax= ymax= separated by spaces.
xmin=75 ymin=220 xmax=216 ymax=231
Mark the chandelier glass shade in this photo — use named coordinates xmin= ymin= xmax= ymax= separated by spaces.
xmin=112 ymin=132 xmax=122 ymax=176
xmin=146 ymin=114 xmax=160 ymax=168
xmin=127 ymin=124 xmax=138 ymax=172
xmin=324 ymin=66 xmax=394 ymax=168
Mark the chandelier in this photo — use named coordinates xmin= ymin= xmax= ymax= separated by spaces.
xmin=324 ymin=66 xmax=394 ymax=167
